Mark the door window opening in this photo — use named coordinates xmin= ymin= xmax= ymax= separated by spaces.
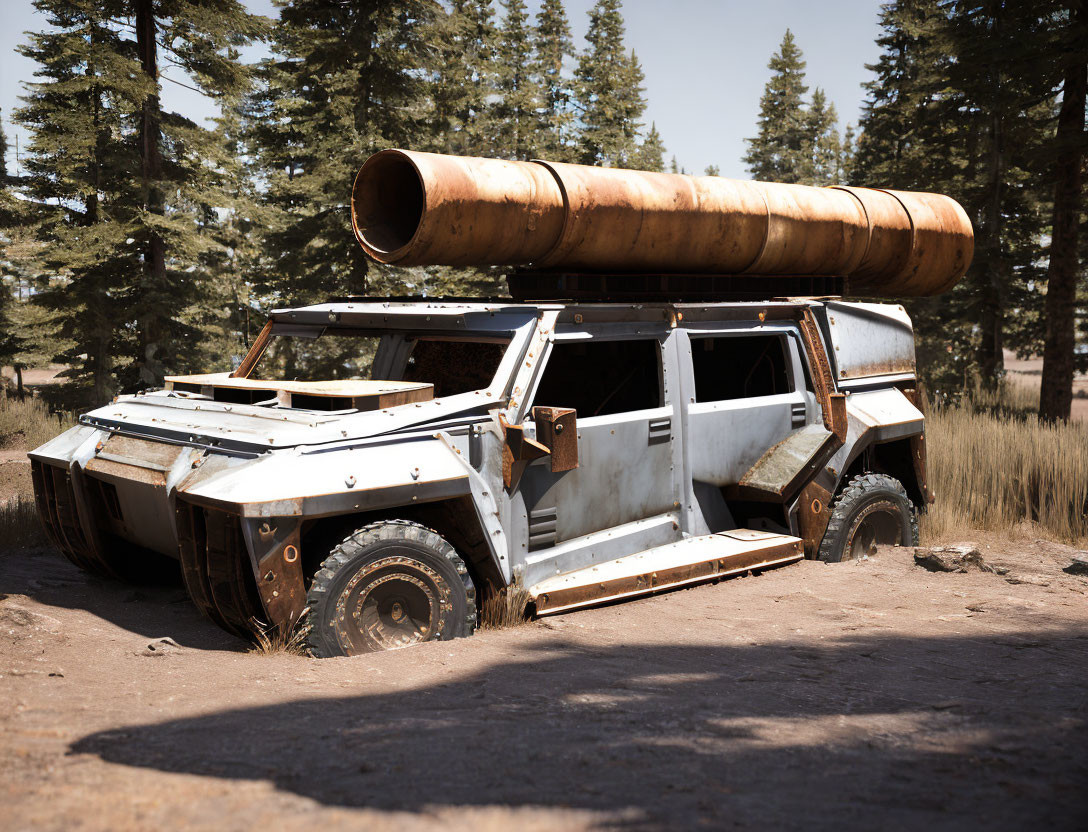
xmin=533 ymin=339 xmax=662 ymax=416
xmin=692 ymin=335 xmax=791 ymax=401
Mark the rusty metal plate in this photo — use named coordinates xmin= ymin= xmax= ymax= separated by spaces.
xmin=533 ymin=406 xmax=578 ymax=473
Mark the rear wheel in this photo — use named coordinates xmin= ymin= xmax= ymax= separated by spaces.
xmin=818 ymin=473 xmax=918 ymax=562
xmin=306 ymin=520 xmax=476 ymax=657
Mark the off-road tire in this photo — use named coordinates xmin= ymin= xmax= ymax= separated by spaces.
xmin=306 ymin=520 xmax=477 ymax=657
xmin=817 ymin=473 xmax=919 ymax=563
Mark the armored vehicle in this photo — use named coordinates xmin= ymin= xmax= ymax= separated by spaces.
xmin=31 ymin=150 xmax=972 ymax=657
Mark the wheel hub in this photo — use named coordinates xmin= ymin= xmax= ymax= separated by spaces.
xmin=333 ymin=554 xmax=454 ymax=653
xmin=846 ymin=500 xmax=903 ymax=559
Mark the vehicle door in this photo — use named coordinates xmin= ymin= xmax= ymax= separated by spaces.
xmin=678 ymin=325 xmax=814 ymax=532
xmin=511 ymin=325 xmax=683 ymax=582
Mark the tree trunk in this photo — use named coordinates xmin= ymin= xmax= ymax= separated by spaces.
xmin=1040 ymin=5 xmax=1087 ymax=423
xmin=135 ymin=0 xmax=167 ymax=388
xmin=977 ymin=33 xmax=1006 ymax=388
xmin=87 ymin=44 xmax=113 ymax=405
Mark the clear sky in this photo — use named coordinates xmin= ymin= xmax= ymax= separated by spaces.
xmin=1 ymin=0 xmax=883 ymax=181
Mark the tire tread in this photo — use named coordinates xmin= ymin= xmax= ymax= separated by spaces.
xmin=817 ymin=473 xmax=919 ymax=563
xmin=305 ymin=519 xmax=477 ymax=657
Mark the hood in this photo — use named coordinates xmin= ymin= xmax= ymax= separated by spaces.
xmin=80 ymin=388 xmax=498 ymax=455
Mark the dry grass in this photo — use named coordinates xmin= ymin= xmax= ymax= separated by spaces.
xmin=923 ymin=383 xmax=1088 ymax=545
xmin=247 ymin=614 xmax=312 ymax=656
xmin=0 ymin=496 xmax=48 ymax=550
xmin=479 ymin=579 xmax=533 ymax=630
xmin=0 ymin=395 xmax=74 ymax=451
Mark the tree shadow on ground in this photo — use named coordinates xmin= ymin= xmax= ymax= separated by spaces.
xmin=0 ymin=545 xmax=244 ymax=651
xmin=71 ymin=630 xmax=1088 ymax=830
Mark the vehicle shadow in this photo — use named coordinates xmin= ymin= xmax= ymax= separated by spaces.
xmin=0 ymin=544 xmax=245 ymax=652
xmin=70 ymin=630 xmax=1088 ymax=830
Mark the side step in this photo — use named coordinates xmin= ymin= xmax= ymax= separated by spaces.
xmin=528 ymin=529 xmax=803 ymax=615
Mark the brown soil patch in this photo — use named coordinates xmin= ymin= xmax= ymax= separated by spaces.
xmin=0 ymin=459 xmax=33 ymax=505
xmin=2 ymin=535 xmax=1086 ymax=830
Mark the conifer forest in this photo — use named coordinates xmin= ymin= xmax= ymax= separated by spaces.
xmin=0 ymin=0 xmax=1086 ymax=423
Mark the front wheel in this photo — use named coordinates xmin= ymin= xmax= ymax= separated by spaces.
xmin=817 ymin=473 xmax=919 ymax=563
xmin=306 ymin=520 xmax=476 ymax=657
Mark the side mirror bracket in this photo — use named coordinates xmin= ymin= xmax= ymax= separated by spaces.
xmin=499 ymin=407 xmax=579 ymax=489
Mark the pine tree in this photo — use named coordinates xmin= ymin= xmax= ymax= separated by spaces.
xmin=494 ymin=0 xmax=541 ymax=160
xmin=575 ymin=0 xmax=646 ymax=167
xmin=197 ymin=107 xmax=269 ymax=372
xmin=534 ymin=0 xmax=576 ymax=161
xmin=853 ymin=0 xmax=1056 ymax=392
xmin=852 ymin=1 xmax=955 ymax=190
xmin=704 ymin=164 xmax=721 ymax=176
xmin=15 ymin=1 xmax=146 ymax=407
xmin=436 ymin=1 xmax=499 ymax=156
xmin=125 ymin=0 xmax=265 ymax=388
xmin=248 ymin=1 xmax=440 ymax=304
xmin=944 ymin=1 xmax=1055 ymax=385
xmin=808 ymin=88 xmax=842 ymax=184
xmin=1040 ymin=0 xmax=1088 ymax=422
xmin=852 ymin=1 xmax=972 ymax=390
xmin=0 ymin=115 xmax=21 ymax=379
xmin=839 ymin=123 xmax=856 ymax=182
xmin=632 ymin=122 xmax=666 ymax=172
xmin=744 ymin=30 xmax=812 ymax=183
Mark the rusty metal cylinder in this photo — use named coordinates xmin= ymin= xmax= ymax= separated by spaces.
xmin=351 ymin=149 xmax=973 ymax=296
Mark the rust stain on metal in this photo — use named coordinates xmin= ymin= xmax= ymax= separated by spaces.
xmin=797 ymin=481 xmax=833 ymax=557
xmin=901 ymin=388 xmax=933 ymax=504
xmin=532 ymin=406 xmax=578 ymax=473
xmin=797 ymin=308 xmax=846 ymax=441
xmin=256 ymin=528 xmax=306 ymax=628
xmin=352 ymin=149 xmax=973 ymax=297
xmin=533 ymin=540 xmax=803 ymax=614
xmin=499 ymin=414 xmax=550 ymax=489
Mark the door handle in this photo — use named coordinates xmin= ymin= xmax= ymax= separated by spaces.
xmin=648 ymin=416 xmax=671 ymax=444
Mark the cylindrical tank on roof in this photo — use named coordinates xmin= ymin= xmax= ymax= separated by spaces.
xmin=351 ymin=149 xmax=973 ymax=296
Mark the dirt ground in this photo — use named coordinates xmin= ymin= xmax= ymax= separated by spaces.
xmin=0 ymin=458 xmax=32 ymax=504
xmin=3 ymin=532 xmax=1087 ymax=832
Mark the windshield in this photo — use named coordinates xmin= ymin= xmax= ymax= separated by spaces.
xmin=252 ymin=327 xmax=510 ymax=398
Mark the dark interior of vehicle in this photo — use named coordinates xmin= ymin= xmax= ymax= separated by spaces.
xmin=533 ymin=339 xmax=662 ymax=416
xmin=691 ymin=334 xmax=790 ymax=401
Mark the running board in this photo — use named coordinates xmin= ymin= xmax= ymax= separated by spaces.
xmin=528 ymin=529 xmax=804 ymax=615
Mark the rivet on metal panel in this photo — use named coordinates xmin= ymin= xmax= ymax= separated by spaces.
xmin=345 ymin=475 xmax=356 ymax=488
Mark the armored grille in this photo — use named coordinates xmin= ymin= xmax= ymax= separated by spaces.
xmin=175 ymin=500 xmax=263 ymax=636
